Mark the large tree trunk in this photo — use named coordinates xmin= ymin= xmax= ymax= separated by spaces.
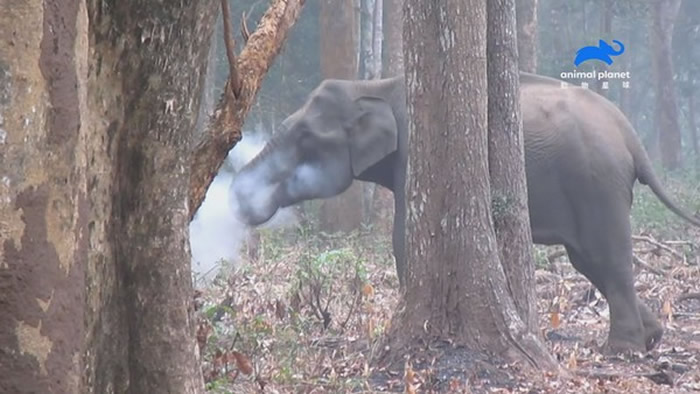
xmin=650 ymin=0 xmax=683 ymax=170
xmin=0 ymin=2 xmax=89 ymax=392
xmin=85 ymin=2 xmax=218 ymax=393
xmin=515 ymin=0 xmax=538 ymax=73
xmin=392 ymin=0 xmax=552 ymax=367
xmin=488 ymin=0 xmax=540 ymax=339
xmin=318 ymin=0 xmax=364 ymax=233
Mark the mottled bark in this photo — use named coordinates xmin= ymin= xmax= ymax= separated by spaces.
xmin=383 ymin=0 xmax=404 ymax=77
xmin=189 ymin=0 xmax=306 ymax=219
xmin=650 ymin=0 xmax=683 ymax=170
xmin=0 ymin=2 xmax=88 ymax=392
xmin=487 ymin=0 xmax=552 ymax=367
xmin=86 ymin=2 xmax=218 ymax=393
xmin=515 ymin=0 xmax=538 ymax=73
xmin=394 ymin=0 xmax=551 ymax=367
xmin=318 ymin=0 xmax=364 ymax=233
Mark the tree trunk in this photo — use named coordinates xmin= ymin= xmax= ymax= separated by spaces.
xmin=650 ymin=0 xmax=683 ymax=170
xmin=487 ymin=0 xmax=540 ymax=338
xmin=360 ymin=0 xmax=376 ymax=79
xmin=319 ymin=0 xmax=364 ymax=233
xmin=515 ymin=0 xmax=538 ymax=73
xmin=383 ymin=0 xmax=404 ymax=77
xmin=594 ymin=0 xmax=613 ymax=95
xmin=0 ymin=2 xmax=88 ymax=392
xmin=689 ymin=91 xmax=699 ymax=171
xmin=86 ymin=2 xmax=218 ymax=393
xmin=392 ymin=0 xmax=552 ymax=367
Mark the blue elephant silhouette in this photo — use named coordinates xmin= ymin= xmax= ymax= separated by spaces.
xmin=574 ymin=40 xmax=625 ymax=66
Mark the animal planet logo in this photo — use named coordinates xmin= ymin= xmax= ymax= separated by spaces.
xmin=574 ymin=39 xmax=625 ymax=66
xmin=559 ymin=39 xmax=631 ymax=89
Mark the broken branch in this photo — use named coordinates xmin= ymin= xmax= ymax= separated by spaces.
xmin=190 ymin=0 xmax=306 ymax=219
xmin=221 ymin=0 xmax=241 ymax=98
xmin=241 ymin=12 xmax=251 ymax=43
xmin=632 ymin=235 xmax=685 ymax=261
xmin=633 ymin=255 xmax=666 ymax=276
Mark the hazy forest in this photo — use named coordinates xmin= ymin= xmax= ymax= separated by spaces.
xmin=1 ymin=0 xmax=700 ymax=393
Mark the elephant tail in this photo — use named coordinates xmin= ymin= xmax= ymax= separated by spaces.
xmin=634 ymin=149 xmax=700 ymax=227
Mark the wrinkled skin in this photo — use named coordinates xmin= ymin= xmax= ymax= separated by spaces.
xmin=230 ymin=72 xmax=700 ymax=353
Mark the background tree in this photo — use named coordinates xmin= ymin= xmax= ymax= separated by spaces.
xmin=516 ymin=0 xmax=539 ymax=72
xmin=392 ymin=0 xmax=551 ymax=367
xmin=650 ymin=0 xmax=683 ymax=170
xmin=383 ymin=0 xmax=404 ymax=77
xmin=317 ymin=0 xmax=365 ymax=233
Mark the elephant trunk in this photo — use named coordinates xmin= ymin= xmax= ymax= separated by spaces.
xmin=230 ymin=132 xmax=297 ymax=226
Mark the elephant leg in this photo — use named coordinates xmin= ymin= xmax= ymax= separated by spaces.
xmin=564 ymin=200 xmax=651 ymax=353
xmin=565 ymin=246 xmax=662 ymax=351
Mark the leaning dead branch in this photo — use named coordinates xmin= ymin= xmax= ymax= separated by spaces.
xmin=190 ymin=0 xmax=306 ymax=218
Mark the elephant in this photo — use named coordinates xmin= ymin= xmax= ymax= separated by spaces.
xmin=574 ymin=39 xmax=625 ymax=66
xmin=229 ymin=72 xmax=700 ymax=353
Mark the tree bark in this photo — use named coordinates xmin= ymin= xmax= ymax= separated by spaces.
xmin=515 ymin=0 xmax=538 ymax=73
xmin=487 ymin=0 xmax=540 ymax=339
xmin=392 ymin=0 xmax=552 ymax=367
xmin=0 ymin=2 xmax=88 ymax=392
xmin=189 ymin=0 xmax=306 ymax=219
xmin=650 ymin=0 xmax=683 ymax=170
xmin=383 ymin=0 xmax=404 ymax=77
xmin=86 ymin=2 xmax=218 ymax=392
xmin=318 ymin=0 xmax=364 ymax=233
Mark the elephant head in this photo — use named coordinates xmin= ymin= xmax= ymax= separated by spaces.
xmin=230 ymin=80 xmax=398 ymax=226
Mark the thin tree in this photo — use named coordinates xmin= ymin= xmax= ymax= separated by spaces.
xmin=649 ymin=0 xmax=683 ymax=170
xmin=390 ymin=0 xmax=552 ymax=368
xmin=515 ymin=0 xmax=538 ymax=73
xmin=318 ymin=0 xmax=365 ymax=232
xmin=383 ymin=0 xmax=404 ymax=77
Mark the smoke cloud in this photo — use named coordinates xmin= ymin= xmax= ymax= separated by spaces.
xmin=189 ymin=130 xmax=297 ymax=287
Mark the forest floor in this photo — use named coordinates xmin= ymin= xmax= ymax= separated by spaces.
xmin=195 ymin=177 xmax=700 ymax=393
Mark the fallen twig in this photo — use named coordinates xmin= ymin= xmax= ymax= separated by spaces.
xmin=575 ymin=369 xmax=675 ymax=386
xmin=633 ymin=255 xmax=666 ymax=276
xmin=632 ymin=235 xmax=685 ymax=261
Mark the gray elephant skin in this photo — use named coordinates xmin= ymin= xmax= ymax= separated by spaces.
xmin=230 ymin=72 xmax=700 ymax=353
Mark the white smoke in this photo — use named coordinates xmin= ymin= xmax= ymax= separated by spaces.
xmin=189 ymin=130 xmax=298 ymax=287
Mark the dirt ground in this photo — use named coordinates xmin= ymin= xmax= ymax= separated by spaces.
xmin=195 ymin=189 xmax=700 ymax=393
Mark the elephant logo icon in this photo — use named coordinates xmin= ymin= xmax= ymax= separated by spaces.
xmin=574 ymin=39 xmax=625 ymax=67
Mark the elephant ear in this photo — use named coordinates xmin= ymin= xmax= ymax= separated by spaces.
xmin=347 ymin=96 xmax=398 ymax=177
